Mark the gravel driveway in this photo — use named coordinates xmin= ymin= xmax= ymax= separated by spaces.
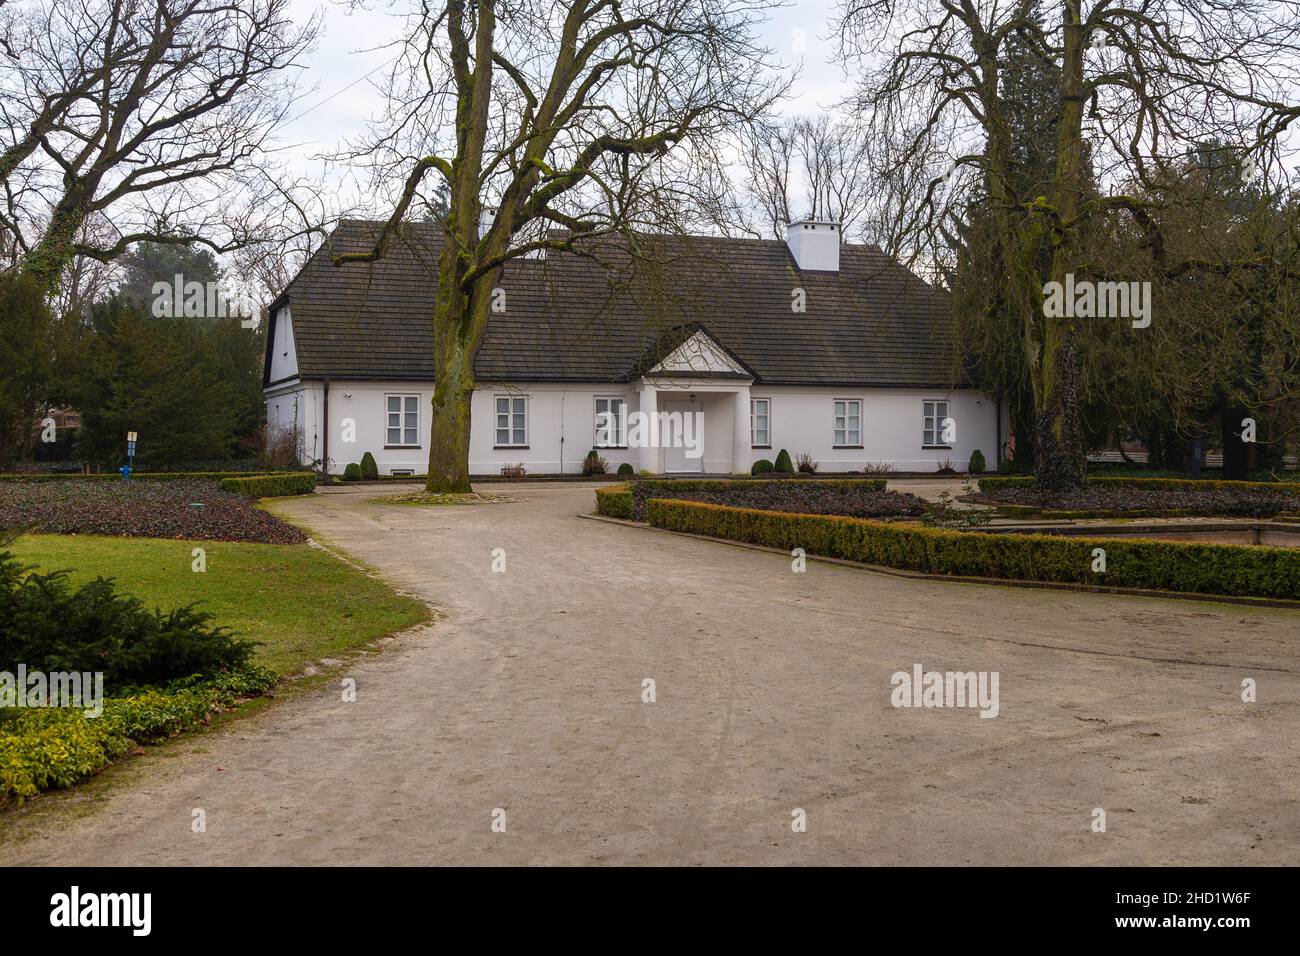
xmin=4 ymin=481 xmax=1298 ymax=865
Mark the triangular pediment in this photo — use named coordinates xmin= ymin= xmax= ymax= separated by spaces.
xmin=649 ymin=329 xmax=749 ymax=377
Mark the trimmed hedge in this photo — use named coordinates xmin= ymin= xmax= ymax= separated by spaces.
xmin=219 ymin=472 xmax=317 ymax=498
xmin=975 ymin=474 xmax=1300 ymax=518
xmin=644 ymin=498 xmax=1300 ymax=600
xmin=0 ymin=665 xmax=277 ymax=803
xmin=978 ymin=475 xmax=1300 ymax=495
xmin=595 ymin=484 xmax=634 ymax=520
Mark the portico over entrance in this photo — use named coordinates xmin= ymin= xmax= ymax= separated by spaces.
xmin=633 ymin=330 xmax=754 ymax=475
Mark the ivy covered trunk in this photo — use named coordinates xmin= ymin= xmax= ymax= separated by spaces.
xmin=1032 ymin=334 xmax=1087 ymax=489
xmin=1029 ymin=2 xmax=1090 ymax=491
xmin=22 ymin=196 xmax=87 ymax=296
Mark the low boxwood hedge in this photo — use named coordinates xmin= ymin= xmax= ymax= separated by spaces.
xmin=0 ymin=471 xmax=304 ymax=483
xmin=595 ymin=484 xmax=634 ymax=520
xmin=644 ymin=498 xmax=1300 ymax=600
xmin=219 ymin=472 xmax=317 ymax=498
xmin=0 ymin=665 xmax=277 ymax=804
xmin=978 ymin=475 xmax=1300 ymax=495
xmin=975 ymin=475 xmax=1300 ymax=518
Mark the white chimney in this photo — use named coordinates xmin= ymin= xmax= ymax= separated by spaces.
xmin=479 ymin=206 xmax=497 ymax=240
xmin=784 ymin=219 xmax=840 ymax=272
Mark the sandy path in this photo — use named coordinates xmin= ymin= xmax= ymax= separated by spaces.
xmin=3 ymin=481 xmax=1297 ymax=865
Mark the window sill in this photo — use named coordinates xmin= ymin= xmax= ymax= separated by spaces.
xmin=595 ymin=445 xmax=629 ymax=450
xmin=922 ymin=446 xmax=953 ymax=450
xmin=384 ymin=445 xmax=421 ymax=450
xmin=833 ymin=445 xmax=864 ymax=450
xmin=494 ymin=445 xmax=529 ymax=450
xmin=752 ymin=445 xmax=771 ymax=450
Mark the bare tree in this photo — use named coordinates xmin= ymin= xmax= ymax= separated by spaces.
xmin=836 ymin=0 xmax=1300 ymax=488
xmin=336 ymin=0 xmax=785 ymax=492
xmin=740 ymin=114 xmax=876 ymax=239
xmin=0 ymin=0 xmax=318 ymax=294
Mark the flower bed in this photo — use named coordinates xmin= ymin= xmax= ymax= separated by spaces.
xmin=219 ymin=472 xmax=317 ymax=498
xmin=975 ymin=476 xmax=1300 ymax=518
xmin=623 ymin=477 xmax=909 ymax=521
xmin=0 ymin=479 xmax=307 ymax=543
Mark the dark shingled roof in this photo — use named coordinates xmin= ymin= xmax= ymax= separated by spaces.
xmin=265 ymin=220 xmax=962 ymax=389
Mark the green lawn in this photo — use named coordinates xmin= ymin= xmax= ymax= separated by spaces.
xmin=7 ymin=534 xmax=431 ymax=675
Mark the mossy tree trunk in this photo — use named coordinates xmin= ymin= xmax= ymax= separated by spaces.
xmin=1031 ymin=3 xmax=1089 ymax=490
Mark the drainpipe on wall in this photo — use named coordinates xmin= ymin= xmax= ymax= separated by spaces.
xmin=322 ymin=379 xmax=330 ymax=478
xmin=559 ymin=386 xmax=567 ymax=475
xmin=995 ymin=394 xmax=1002 ymax=469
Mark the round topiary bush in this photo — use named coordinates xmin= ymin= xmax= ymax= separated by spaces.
xmin=343 ymin=463 xmax=362 ymax=481
xmin=773 ymin=449 xmax=794 ymax=474
xmin=617 ymin=462 xmax=634 ymax=476
xmin=751 ymin=459 xmax=774 ymax=475
xmin=968 ymin=449 xmax=986 ymax=474
xmin=360 ymin=452 xmax=379 ymax=480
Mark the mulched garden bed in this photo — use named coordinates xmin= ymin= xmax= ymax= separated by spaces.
xmin=0 ymin=479 xmax=306 ymax=543
xmin=631 ymin=479 xmax=926 ymax=521
xmin=974 ymin=483 xmax=1300 ymax=518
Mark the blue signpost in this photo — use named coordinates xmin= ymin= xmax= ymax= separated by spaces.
xmin=121 ymin=431 xmax=137 ymax=480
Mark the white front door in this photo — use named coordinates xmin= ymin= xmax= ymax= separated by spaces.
xmin=661 ymin=395 xmax=703 ymax=473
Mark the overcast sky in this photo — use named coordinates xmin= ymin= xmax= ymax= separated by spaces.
xmin=277 ymin=0 xmax=851 ymax=177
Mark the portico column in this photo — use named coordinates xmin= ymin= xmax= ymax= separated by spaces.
xmin=639 ymin=383 xmax=659 ymax=474
xmin=732 ymin=385 xmax=752 ymax=474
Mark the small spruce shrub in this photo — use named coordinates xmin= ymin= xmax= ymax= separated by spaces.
xmin=360 ymin=452 xmax=379 ymax=480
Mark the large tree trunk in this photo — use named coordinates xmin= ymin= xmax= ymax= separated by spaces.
xmin=426 ymin=333 xmax=475 ymax=493
xmin=423 ymin=236 xmax=495 ymax=494
xmin=1033 ymin=334 xmax=1087 ymax=489
xmin=1030 ymin=0 xmax=1090 ymax=491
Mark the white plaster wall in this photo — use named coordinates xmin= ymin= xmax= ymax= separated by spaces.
xmin=266 ymin=305 xmax=299 ymax=382
xmin=748 ymin=386 xmax=1000 ymax=473
xmin=324 ymin=382 xmax=431 ymax=475
xmin=264 ymin=382 xmax=314 ymax=463
xmin=470 ymin=383 xmax=642 ymax=475
xmin=272 ymin=379 xmax=1002 ymax=475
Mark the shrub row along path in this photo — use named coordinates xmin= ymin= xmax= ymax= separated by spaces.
xmin=4 ymin=482 xmax=1299 ymax=864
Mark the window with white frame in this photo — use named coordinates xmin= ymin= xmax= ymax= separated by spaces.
xmin=495 ymin=395 xmax=528 ymax=447
xmin=594 ymin=397 xmax=626 ymax=447
xmin=386 ymin=394 xmax=420 ymax=446
xmin=923 ymin=400 xmax=951 ymax=448
xmin=751 ymin=398 xmax=770 ymax=446
xmin=833 ymin=399 xmax=861 ymax=446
